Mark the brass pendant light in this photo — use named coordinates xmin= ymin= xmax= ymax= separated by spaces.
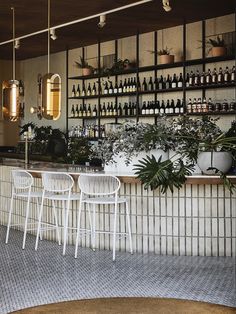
xmin=41 ymin=0 xmax=61 ymax=120
xmin=2 ymin=7 xmax=20 ymax=122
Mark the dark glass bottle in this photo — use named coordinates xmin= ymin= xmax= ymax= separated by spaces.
xmin=82 ymin=83 xmax=86 ymax=96
xmin=75 ymin=104 xmax=79 ymax=117
xmin=166 ymin=75 xmax=171 ymax=89
xmin=123 ymin=102 xmax=128 ymax=115
xmin=141 ymin=101 xmax=146 ymax=115
xmin=189 ymin=71 xmax=194 ymax=86
xmin=158 ymin=75 xmax=164 ymax=89
xmin=231 ymin=66 xmax=236 ymax=83
xmin=212 ymin=68 xmax=217 ymax=84
xmin=114 ymin=81 xmax=118 ymax=94
xmin=185 ymin=73 xmax=190 ymax=87
xmin=224 ymin=67 xmax=230 ymax=83
xmin=92 ymin=82 xmax=96 ymax=95
xmin=177 ymin=73 xmax=183 ymax=88
xmin=87 ymin=83 xmax=92 ymax=96
xmin=123 ymin=79 xmax=127 ymax=93
xmin=93 ymin=104 xmax=97 ymax=117
xmin=118 ymin=80 xmax=123 ymax=93
xmin=200 ymin=72 xmax=205 ymax=86
xmin=148 ymin=77 xmax=154 ymax=91
xmin=72 ymin=85 xmax=76 ymax=97
xmin=87 ymin=104 xmax=91 ymax=116
xmin=108 ymin=81 xmax=113 ymax=94
xmin=118 ymin=103 xmax=123 ymax=116
xmin=217 ymin=67 xmax=224 ymax=84
xmin=142 ymin=77 xmax=148 ymax=91
xmin=132 ymin=102 xmax=137 ymax=115
xmin=171 ymin=74 xmax=177 ymax=88
xmin=175 ymin=99 xmax=180 ymax=114
xmin=169 ymin=99 xmax=175 ymax=114
xmin=71 ymin=104 xmax=75 ymax=117
xmin=187 ymin=98 xmax=192 ymax=114
xmin=194 ymin=70 xmax=200 ymax=86
xmin=160 ymin=100 xmax=165 ymax=114
xmin=206 ymin=69 xmax=212 ymax=85
xmin=104 ymin=81 xmax=109 ymax=94
xmin=154 ymin=101 xmax=160 ymax=115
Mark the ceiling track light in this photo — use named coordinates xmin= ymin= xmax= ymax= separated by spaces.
xmin=98 ymin=14 xmax=106 ymax=28
xmin=50 ymin=28 xmax=57 ymax=40
xmin=14 ymin=38 xmax=20 ymax=49
xmin=162 ymin=0 xmax=172 ymax=12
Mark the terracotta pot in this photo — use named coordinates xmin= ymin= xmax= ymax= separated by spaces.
xmin=82 ymin=68 xmax=93 ymax=76
xmin=211 ymin=47 xmax=227 ymax=57
xmin=159 ymin=54 xmax=174 ymax=65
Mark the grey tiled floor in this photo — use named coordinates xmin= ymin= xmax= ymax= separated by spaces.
xmin=0 ymin=225 xmax=235 ymax=314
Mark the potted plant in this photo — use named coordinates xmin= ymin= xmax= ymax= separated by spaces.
xmin=206 ymin=35 xmax=227 ymax=57
xmin=74 ymin=56 xmax=94 ymax=76
xmin=157 ymin=47 xmax=174 ymax=64
xmin=91 ymin=120 xmax=173 ymax=173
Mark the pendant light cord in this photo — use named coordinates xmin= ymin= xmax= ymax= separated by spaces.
xmin=48 ymin=0 xmax=50 ymax=74
xmin=11 ymin=7 xmax=15 ymax=80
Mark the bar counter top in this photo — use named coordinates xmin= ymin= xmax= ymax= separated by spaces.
xmin=1 ymin=157 xmax=236 ymax=185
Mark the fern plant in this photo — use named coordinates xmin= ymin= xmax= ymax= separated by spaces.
xmin=74 ymin=56 xmax=93 ymax=69
xmin=206 ymin=35 xmax=225 ymax=48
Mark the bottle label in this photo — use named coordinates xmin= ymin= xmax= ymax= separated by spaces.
xmin=172 ymin=83 xmax=177 ymax=88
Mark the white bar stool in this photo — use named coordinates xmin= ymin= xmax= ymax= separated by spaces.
xmin=35 ymin=171 xmax=80 ymax=255
xmin=5 ymin=169 xmax=43 ymax=249
xmin=75 ymin=173 xmax=133 ymax=261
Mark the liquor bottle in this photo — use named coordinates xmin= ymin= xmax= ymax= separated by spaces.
xmin=197 ymin=98 xmax=202 ymax=113
xmin=166 ymin=75 xmax=171 ymax=89
xmin=19 ymin=80 xmax=24 ymax=96
xmin=154 ymin=77 xmax=159 ymax=90
xmin=163 ymin=77 xmax=167 ymax=90
xmin=127 ymin=78 xmax=131 ymax=92
xmin=108 ymin=81 xmax=113 ymax=94
xmin=180 ymin=99 xmax=184 ymax=113
xmin=142 ymin=77 xmax=148 ymax=91
xmin=137 ymin=77 xmax=141 ymax=92
xmin=82 ymin=83 xmax=86 ymax=96
xmin=141 ymin=101 xmax=146 ymax=115
xmin=231 ymin=66 xmax=236 ymax=83
xmin=149 ymin=101 xmax=154 ymax=115
xmin=160 ymin=100 xmax=165 ymax=114
xmin=128 ymin=102 xmax=133 ymax=115
xmin=171 ymin=74 xmax=177 ymax=88
xmin=208 ymin=98 xmax=214 ymax=112
xmin=118 ymin=103 xmax=123 ymax=116
xmin=76 ymin=84 xmax=81 ymax=97
xmin=200 ymin=72 xmax=205 ymax=85
xmin=72 ymin=85 xmax=76 ymax=97
xmin=107 ymin=102 xmax=110 ymax=116
xmin=194 ymin=70 xmax=200 ymax=86
xmin=148 ymin=77 xmax=154 ymax=91
xmin=158 ymin=75 xmax=164 ymax=89
xmin=114 ymin=82 xmax=118 ymax=94
xmin=221 ymin=99 xmax=228 ymax=112
xmin=212 ymin=68 xmax=217 ymax=84
xmin=154 ymin=101 xmax=160 ymax=115
xmin=132 ymin=102 xmax=137 ymax=115
xmin=79 ymin=104 xmax=83 ymax=117
xmin=224 ymin=67 xmax=230 ymax=83
xmin=93 ymin=104 xmax=97 ymax=117
xmin=187 ymin=98 xmax=192 ymax=114
xmin=132 ymin=77 xmax=137 ymax=92
xmin=92 ymin=82 xmax=97 ymax=95
xmin=87 ymin=104 xmax=91 ymax=116
xmin=175 ymin=99 xmax=180 ymax=114
xmin=110 ymin=102 xmax=114 ymax=115
xmin=217 ymin=67 xmax=223 ymax=84
xmin=202 ymin=97 xmax=208 ymax=113
xmin=104 ymin=81 xmax=109 ymax=94
xmin=169 ymin=99 xmax=175 ymax=114
xmin=214 ymin=101 xmax=220 ymax=112
xmin=184 ymin=73 xmax=189 ymax=88
xmin=123 ymin=79 xmax=127 ymax=93
xmin=165 ymin=100 xmax=170 ymax=114
xmin=206 ymin=69 xmax=212 ymax=85
xmin=189 ymin=71 xmax=194 ymax=87
xmin=177 ymin=73 xmax=183 ymax=88
xmin=71 ymin=104 xmax=75 ymax=117
xmin=75 ymin=104 xmax=79 ymax=117
xmin=87 ymin=83 xmax=92 ymax=96
xmin=118 ymin=80 xmax=123 ymax=93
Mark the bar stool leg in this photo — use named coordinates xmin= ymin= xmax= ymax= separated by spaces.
xmin=22 ymin=193 xmax=31 ymax=249
xmin=35 ymin=192 xmax=45 ymax=250
xmin=75 ymin=200 xmax=83 ymax=258
xmin=63 ymin=198 xmax=70 ymax=255
xmin=112 ymin=202 xmax=118 ymax=261
xmin=52 ymin=200 xmax=61 ymax=245
xmin=92 ymin=203 xmax=96 ymax=251
xmin=125 ymin=201 xmax=133 ymax=254
xmin=5 ymin=193 xmax=14 ymax=244
xmin=36 ymin=198 xmax=43 ymax=240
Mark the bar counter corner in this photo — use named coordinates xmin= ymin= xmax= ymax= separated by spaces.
xmin=0 ymin=158 xmax=235 ymax=257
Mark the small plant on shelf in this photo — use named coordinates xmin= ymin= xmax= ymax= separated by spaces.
xmin=100 ymin=58 xmax=136 ymax=76
xmin=157 ymin=46 xmax=172 ymax=55
xmin=74 ymin=56 xmax=94 ymax=76
xmin=157 ymin=46 xmax=174 ymax=64
xmin=205 ymin=35 xmax=227 ymax=57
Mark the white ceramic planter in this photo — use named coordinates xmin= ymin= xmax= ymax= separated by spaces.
xmin=197 ymin=151 xmax=232 ymax=174
xmin=104 ymin=149 xmax=169 ymax=174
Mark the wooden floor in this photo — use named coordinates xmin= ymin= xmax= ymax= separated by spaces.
xmin=13 ymin=298 xmax=236 ymax=314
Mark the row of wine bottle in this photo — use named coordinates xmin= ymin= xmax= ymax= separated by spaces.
xmin=69 ymin=125 xmax=105 ymax=138
xmin=71 ymin=65 xmax=235 ymax=97
xmin=186 ymin=98 xmax=236 ymax=114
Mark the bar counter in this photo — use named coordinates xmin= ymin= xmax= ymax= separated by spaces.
xmin=0 ymin=158 xmax=235 ymax=257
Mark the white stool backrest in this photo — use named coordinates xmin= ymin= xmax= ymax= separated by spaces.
xmin=42 ymin=172 xmax=74 ymax=192
xmin=78 ymin=174 xmax=121 ymax=196
xmin=12 ymin=170 xmax=33 ymax=190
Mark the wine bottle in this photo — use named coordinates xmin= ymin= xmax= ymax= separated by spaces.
xmin=154 ymin=77 xmax=158 ymax=90
xmin=82 ymin=83 xmax=86 ymax=96
xmin=212 ymin=68 xmax=217 ymax=84
xmin=127 ymin=78 xmax=131 ymax=93
xmin=149 ymin=101 xmax=154 ymax=115
xmin=87 ymin=104 xmax=91 ymax=116
xmin=123 ymin=79 xmax=127 ymax=93
xmin=75 ymin=104 xmax=79 ymax=117
xmin=189 ymin=71 xmax=194 ymax=86
xmin=180 ymin=99 xmax=184 ymax=114
xmin=187 ymin=98 xmax=192 ymax=114
xmin=76 ymin=84 xmax=81 ymax=97
xmin=224 ymin=67 xmax=230 ymax=83
xmin=72 ymin=85 xmax=76 ymax=97
xmin=118 ymin=80 xmax=123 ymax=93
xmin=192 ymin=98 xmax=197 ymax=113
xmin=194 ymin=70 xmax=200 ymax=86
xmin=93 ymin=104 xmax=97 ymax=117
xmin=83 ymin=104 xmax=87 ymax=116
xmin=231 ymin=66 xmax=236 ymax=83
xmin=87 ymin=83 xmax=92 ymax=96
xmin=177 ymin=73 xmax=183 ymax=88
xmin=166 ymin=75 xmax=171 ymax=89
xmin=113 ymin=102 xmax=118 ymax=116
xmin=185 ymin=73 xmax=190 ymax=87
xmin=137 ymin=77 xmax=141 ymax=92
xmin=175 ymin=99 xmax=180 ymax=114
xmin=158 ymin=75 xmax=164 ymax=89
xmin=104 ymin=81 xmax=109 ymax=94
xmin=142 ymin=78 xmax=148 ymax=91
xmin=217 ymin=67 xmax=223 ymax=84
xmin=171 ymin=74 xmax=177 ymax=88
xmin=206 ymin=69 xmax=212 ymax=85
xmin=118 ymin=103 xmax=122 ymax=116
xmin=146 ymin=101 xmax=150 ymax=115
xmin=128 ymin=102 xmax=133 ymax=115
xmin=132 ymin=77 xmax=137 ymax=92
xmin=124 ymin=102 xmax=128 ymax=115
xmin=132 ymin=102 xmax=137 ymax=115
xmin=169 ymin=99 xmax=175 ymax=114
xmin=107 ymin=102 xmax=110 ymax=116
xmin=108 ymin=81 xmax=113 ymax=94
xmin=79 ymin=104 xmax=83 ymax=117
xmin=202 ymin=97 xmax=208 ymax=113
xmin=148 ymin=77 xmax=154 ymax=91
xmin=154 ymin=101 xmax=160 ymax=115
xmin=197 ymin=98 xmax=202 ymax=113
xmin=92 ymin=82 xmax=97 ymax=96
xmin=71 ymin=104 xmax=75 ymax=117
xmin=200 ymin=72 xmax=205 ymax=86
xmin=141 ymin=101 xmax=146 ymax=115
xmin=110 ymin=102 xmax=114 ymax=115
xmin=160 ymin=100 xmax=165 ymax=114
xmin=101 ymin=103 xmax=106 ymax=116
xmin=208 ymin=98 xmax=214 ymax=112
xmin=114 ymin=82 xmax=118 ymax=94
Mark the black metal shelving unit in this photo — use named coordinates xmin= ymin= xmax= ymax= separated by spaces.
xmin=66 ymin=19 xmax=236 ymax=135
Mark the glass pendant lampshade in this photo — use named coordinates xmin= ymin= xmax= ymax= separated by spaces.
xmin=42 ymin=73 xmax=61 ymax=120
xmin=2 ymin=8 xmax=20 ymax=122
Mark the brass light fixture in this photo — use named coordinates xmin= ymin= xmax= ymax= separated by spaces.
xmin=41 ymin=0 xmax=61 ymax=120
xmin=2 ymin=7 xmax=20 ymax=122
